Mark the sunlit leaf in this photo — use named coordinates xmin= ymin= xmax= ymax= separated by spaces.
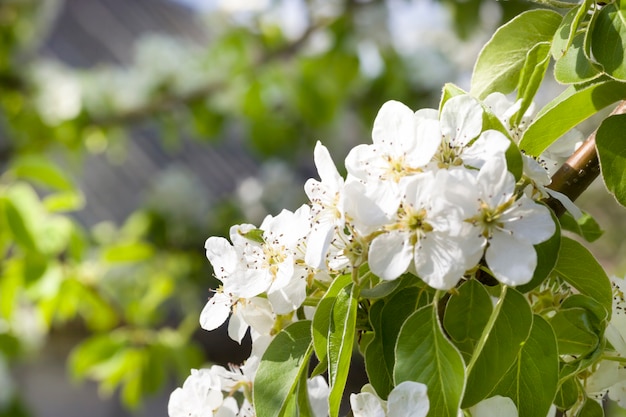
xmin=254 ymin=320 xmax=313 ymax=417
xmin=519 ymin=77 xmax=626 ymax=156
xmin=394 ymin=304 xmax=465 ymax=417
xmin=596 ymin=113 xmax=626 ymax=207
xmin=471 ymin=9 xmax=562 ymax=98
xmin=553 ymin=237 xmax=612 ymax=316
xmin=491 ymin=316 xmax=559 ymax=417
xmin=462 ymin=287 xmax=533 ymax=408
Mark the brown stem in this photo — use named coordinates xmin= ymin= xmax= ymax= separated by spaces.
xmin=544 ymin=100 xmax=626 ymax=217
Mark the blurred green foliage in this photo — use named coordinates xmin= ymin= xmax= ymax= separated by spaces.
xmin=0 ymin=0 xmax=534 ymax=413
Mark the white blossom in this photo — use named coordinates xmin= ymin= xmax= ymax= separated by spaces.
xmin=168 ymin=369 xmax=224 ymax=417
xmin=466 ymin=156 xmax=556 ymax=286
xmin=305 ymin=141 xmax=346 ymax=270
xmin=367 ymin=169 xmax=483 ymax=289
xmin=433 ymin=95 xmax=510 ymax=170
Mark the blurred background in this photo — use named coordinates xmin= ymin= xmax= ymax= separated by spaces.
xmin=0 ymin=0 xmax=625 ymax=416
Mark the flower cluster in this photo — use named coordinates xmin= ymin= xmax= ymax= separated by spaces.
xmin=169 ymin=93 xmax=561 ymax=416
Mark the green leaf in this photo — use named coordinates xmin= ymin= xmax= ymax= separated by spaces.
xmin=102 ymin=242 xmax=154 ymax=263
xmin=327 ymin=283 xmax=359 ymax=417
xmin=550 ymin=1 xmax=592 ymax=60
xmin=470 ymin=9 xmax=562 ymax=99
xmin=591 ymin=3 xmax=626 ymax=81
xmin=491 ymin=316 xmax=559 ymax=417
xmin=596 ymin=113 xmax=626 ymax=207
xmin=1 ymin=197 xmax=37 ymax=252
xmin=561 ymin=293 xmax=608 ymax=327
xmin=576 ymin=397 xmax=604 ymax=417
xmin=439 ymin=83 xmax=467 ymax=113
xmin=559 ymin=211 xmax=603 ymax=242
xmin=553 ymin=237 xmax=612 ymax=316
xmin=69 ymin=333 xmax=126 ymax=381
xmin=519 ymin=77 xmax=626 ymax=156
xmin=554 ymin=376 xmax=579 ymax=410
xmin=311 ymin=273 xmax=352 ymax=363
xmin=517 ymin=208 xmax=561 ymax=293
xmin=364 ymin=301 xmax=393 ymax=398
xmin=43 ymin=191 xmax=85 ymax=212
xmin=462 ymin=287 xmax=533 ymax=408
xmin=549 ymin=308 xmax=599 ymax=356
xmin=554 ymin=32 xmax=602 ymax=84
xmin=360 ymin=279 xmax=402 ymax=299
xmin=365 ymin=286 xmax=429 ymax=398
xmin=254 ymin=320 xmax=314 ymax=417
xmin=394 ymin=304 xmax=465 ymax=417
xmin=513 ymin=41 xmax=552 ymax=125
xmin=443 ymin=280 xmax=493 ymax=362
xmin=11 ymin=155 xmax=75 ymax=191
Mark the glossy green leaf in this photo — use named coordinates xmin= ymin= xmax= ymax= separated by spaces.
xmin=554 ymin=32 xmax=602 ymax=84
xmin=470 ymin=9 xmax=562 ymax=99
xmin=553 ymin=237 xmax=612 ymax=316
xmin=11 ymin=155 xmax=75 ymax=191
xmin=365 ymin=286 xmax=428 ymax=399
xmin=561 ymin=294 xmax=608 ymax=328
xmin=491 ymin=316 xmax=559 ymax=417
xmin=462 ymin=287 xmax=533 ymax=408
xmin=559 ymin=211 xmax=603 ymax=242
xmin=359 ymin=279 xmax=402 ymax=300
xmin=591 ymin=3 xmax=626 ymax=81
xmin=550 ymin=308 xmax=599 ymax=356
xmin=513 ymin=41 xmax=551 ymax=125
xmin=550 ymin=2 xmax=592 ymax=60
xmin=576 ymin=397 xmax=604 ymax=417
xmin=554 ymin=376 xmax=579 ymax=410
xmin=327 ymin=283 xmax=358 ymax=417
xmin=443 ymin=279 xmax=493 ymax=361
xmin=394 ymin=304 xmax=465 ymax=417
xmin=311 ymin=273 xmax=351 ymax=363
xmin=364 ymin=300 xmax=393 ymax=398
xmin=596 ymin=113 xmax=626 ymax=207
xmin=254 ymin=320 xmax=314 ymax=417
xmin=519 ymin=78 xmax=626 ymax=156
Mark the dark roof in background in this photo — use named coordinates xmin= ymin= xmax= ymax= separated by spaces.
xmin=40 ymin=0 xmax=260 ymax=226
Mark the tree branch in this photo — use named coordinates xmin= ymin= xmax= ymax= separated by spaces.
xmin=544 ymin=100 xmax=626 ymax=217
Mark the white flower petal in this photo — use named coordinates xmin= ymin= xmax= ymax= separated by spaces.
xmin=470 ymin=395 xmax=518 ymax=417
xmin=215 ymin=397 xmax=239 ymax=417
xmin=268 ymin=275 xmax=307 ymax=314
xmin=372 ymin=100 xmax=416 ymax=148
xmin=313 ymin=140 xmax=343 ymax=187
xmin=476 ymin=156 xmax=515 ymax=207
xmin=545 ymin=189 xmax=583 ymax=220
xmin=387 ymin=381 xmax=429 ymax=417
xmin=205 ymin=237 xmax=238 ymax=280
xmin=502 ymin=197 xmax=555 ymax=245
xmin=305 ymin=219 xmax=336 ymax=270
xmin=416 ymin=231 xmax=483 ymax=290
xmin=462 ymin=129 xmax=510 ymax=169
xmin=199 ymin=292 xmax=232 ymax=331
xmin=486 ymin=232 xmax=536 ymax=286
xmin=228 ymin=310 xmax=249 ymax=344
xmin=350 ymin=392 xmax=386 ymax=417
xmin=308 ymin=376 xmax=330 ymax=417
xmin=369 ymin=231 xmax=413 ymax=281
xmin=440 ymin=95 xmax=483 ymax=147
xmin=239 ymin=297 xmax=276 ymax=336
